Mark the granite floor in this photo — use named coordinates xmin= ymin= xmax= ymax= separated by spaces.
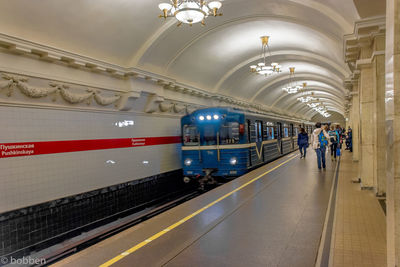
xmin=329 ymin=151 xmax=387 ymax=267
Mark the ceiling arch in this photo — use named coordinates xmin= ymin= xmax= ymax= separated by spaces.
xmin=163 ymin=14 xmax=343 ymax=72
xmin=285 ymin=93 xmax=345 ymax=112
xmin=271 ymin=87 xmax=345 ymax=108
xmin=213 ymin=50 xmax=349 ymax=93
xmin=312 ymin=111 xmax=346 ymax=125
xmin=0 ymin=0 xmax=360 ymax=120
xmin=251 ymin=74 xmax=345 ymax=103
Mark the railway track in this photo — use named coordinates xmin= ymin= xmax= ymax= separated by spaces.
xmin=38 ymin=189 xmax=202 ymax=266
xmin=1 ymin=186 xmax=206 ymax=267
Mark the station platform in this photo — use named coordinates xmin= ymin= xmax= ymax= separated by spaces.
xmin=52 ymin=150 xmax=339 ymax=267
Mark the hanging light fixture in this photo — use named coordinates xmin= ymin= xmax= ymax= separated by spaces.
xmin=298 ymin=92 xmax=331 ymax=117
xmin=297 ymin=91 xmax=315 ymax=103
xmin=307 ymin=101 xmax=321 ymax=108
xmin=281 ymin=67 xmax=301 ymax=94
xmin=158 ymin=1 xmax=223 ymax=26
xmin=306 ymin=102 xmax=331 ymax=117
xmin=250 ymin=36 xmax=281 ymax=76
xmin=297 ymin=96 xmax=316 ymax=103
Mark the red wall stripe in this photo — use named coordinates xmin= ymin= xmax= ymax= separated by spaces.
xmin=0 ymin=136 xmax=181 ymax=158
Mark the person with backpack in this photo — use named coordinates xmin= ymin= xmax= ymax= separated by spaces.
xmin=297 ymin=127 xmax=309 ymax=158
xmin=310 ymin=122 xmax=331 ymax=170
xmin=328 ymin=125 xmax=340 ymax=161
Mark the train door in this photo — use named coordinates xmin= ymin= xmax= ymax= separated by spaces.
xmin=201 ymin=124 xmax=218 ymax=169
xmin=255 ymin=120 xmax=264 ymax=163
xmin=246 ymin=119 xmax=252 ymax=166
xmin=290 ymin=124 xmax=294 ymax=149
xmin=277 ymin=122 xmax=283 ymax=154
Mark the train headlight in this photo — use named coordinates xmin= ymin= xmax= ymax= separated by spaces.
xmin=230 ymin=157 xmax=237 ymax=165
xmin=184 ymin=159 xmax=192 ymax=166
xmin=206 ymin=115 xmax=212 ymax=120
xmin=213 ymin=114 xmax=219 ymax=120
xmin=199 ymin=115 xmax=205 ymax=121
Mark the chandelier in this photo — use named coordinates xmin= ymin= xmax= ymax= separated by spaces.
xmin=282 ymin=67 xmax=302 ymax=94
xmin=307 ymin=102 xmax=320 ymax=108
xmin=297 ymin=96 xmax=316 ymax=103
xmin=250 ymin=36 xmax=281 ymax=76
xmin=306 ymin=102 xmax=331 ymax=117
xmin=158 ymin=1 xmax=223 ymax=26
xmin=297 ymin=91 xmax=315 ymax=103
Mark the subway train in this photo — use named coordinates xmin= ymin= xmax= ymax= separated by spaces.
xmin=181 ymin=107 xmax=313 ymax=187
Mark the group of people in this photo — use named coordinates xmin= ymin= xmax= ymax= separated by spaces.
xmin=297 ymin=123 xmax=352 ymax=170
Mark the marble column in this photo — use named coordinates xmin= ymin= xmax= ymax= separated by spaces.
xmin=358 ymin=53 xmax=375 ymax=188
xmin=373 ymin=35 xmax=387 ymax=196
xmin=351 ymin=83 xmax=360 ymax=162
xmin=385 ymin=0 xmax=400 ymax=265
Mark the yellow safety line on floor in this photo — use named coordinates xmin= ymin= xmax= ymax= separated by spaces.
xmin=99 ymin=154 xmax=298 ymax=267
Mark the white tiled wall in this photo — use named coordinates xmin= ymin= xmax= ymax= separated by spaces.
xmin=0 ymin=106 xmax=182 ymax=213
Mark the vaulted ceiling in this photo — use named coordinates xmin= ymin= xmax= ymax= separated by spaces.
xmin=0 ymin=0 xmax=362 ymax=121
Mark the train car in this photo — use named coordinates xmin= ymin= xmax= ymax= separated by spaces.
xmin=181 ymin=107 xmax=311 ymax=187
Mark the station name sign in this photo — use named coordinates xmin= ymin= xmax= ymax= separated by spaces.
xmin=0 ymin=136 xmax=181 ymax=159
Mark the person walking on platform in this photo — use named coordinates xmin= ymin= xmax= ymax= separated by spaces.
xmin=335 ymin=125 xmax=343 ymax=148
xmin=311 ymin=122 xmax=330 ymax=170
xmin=297 ymin=127 xmax=309 ymax=159
xmin=328 ymin=125 xmax=340 ymax=161
xmin=346 ymin=127 xmax=353 ymax=152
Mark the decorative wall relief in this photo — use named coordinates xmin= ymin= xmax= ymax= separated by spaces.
xmin=159 ymin=102 xmax=173 ymax=112
xmin=50 ymin=83 xmax=94 ymax=105
xmin=17 ymin=82 xmax=58 ymax=98
xmin=144 ymin=94 xmax=164 ymax=113
xmin=186 ymin=105 xmax=197 ymax=114
xmin=0 ymin=72 xmax=123 ymax=109
xmin=117 ymin=91 xmax=141 ymax=111
xmin=173 ymin=104 xmax=186 ymax=113
xmin=94 ymin=91 xmax=121 ymax=106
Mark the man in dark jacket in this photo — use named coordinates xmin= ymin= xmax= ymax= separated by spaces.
xmin=297 ymin=128 xmax=309 ymax=158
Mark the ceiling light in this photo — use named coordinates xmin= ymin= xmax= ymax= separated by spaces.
xmin=158 ymin=1 xmax=223 ymax=26
xmin=249 ymin=36 xmax=281 ymax=76
xmin=281 ymin=67 xmax=300 ymax=94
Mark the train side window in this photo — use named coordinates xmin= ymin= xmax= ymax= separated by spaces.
xmin=255 ymin=120 xmax=263 ymax=142
xmin=284 ymin=127 xmax=289 ymax=138
xmin=294 ymin=127 xmax=299 ymax=136
xmin=267 ymin=126 xmax=275 ymax=140
xmin=263 ymin=123 xmax=268 ymax=140
xmin=220 ymin=122 xmax=239 ymax=144
xmin=183 ymin=125 xmax=199 ymax=146
xmin=276 ymin=124 xmax=281 ymax=139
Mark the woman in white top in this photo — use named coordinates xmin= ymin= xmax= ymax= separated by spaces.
xmin=310 ymin=122 xmax=331 ymax=170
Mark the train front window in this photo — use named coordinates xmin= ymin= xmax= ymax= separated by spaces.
xmin=203 ymin=125 xmax=217 ymax=145
xmin=220 ymin=122 xmax=239 ymax=144
xmin=183 ymin=125 xmax=199 ymax=146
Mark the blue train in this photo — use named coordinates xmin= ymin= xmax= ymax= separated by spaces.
xmin=181 ymin=107 xmax=313 ymax=187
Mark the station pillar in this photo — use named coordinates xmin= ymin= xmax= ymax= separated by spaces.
xmin=358 ymin=46 xmax=376 ymax=188
xmin=385 ymin=0 xmax=400 ymax=265
xmin=351 ymin=81 xmax=360 ymax=163
xmin=372 ymin=35 xmax=387 ymax=196
xmin=344 ymin=17 xmax=387 ymax=192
